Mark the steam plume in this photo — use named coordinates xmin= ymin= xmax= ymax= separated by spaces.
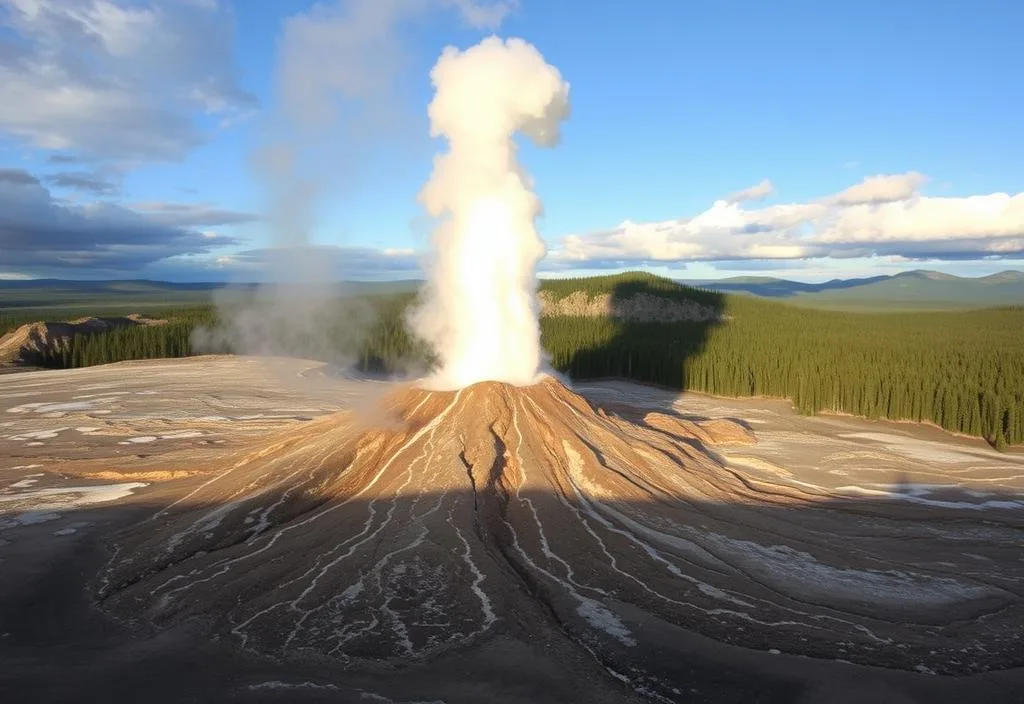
xmin=194 ymin=0 xmax=516 ymax=376
xmin=410 ymin=37 xmax=570 ymax=389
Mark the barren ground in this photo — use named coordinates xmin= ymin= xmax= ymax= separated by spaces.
xmin=1 ymin=356 xmax=1022 ymax=704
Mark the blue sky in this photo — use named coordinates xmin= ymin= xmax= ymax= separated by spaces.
xmin=1 ymin=0 xmax=1022 ymax=282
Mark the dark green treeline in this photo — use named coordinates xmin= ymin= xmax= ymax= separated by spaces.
xmin=543 ymin=306 xmax=1023 ymax=452
xmin=34 ymin=308 xmax=215 ymax=369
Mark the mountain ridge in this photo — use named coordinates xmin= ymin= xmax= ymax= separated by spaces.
xmin=683 ymin=269 xmax=1024 ymax=309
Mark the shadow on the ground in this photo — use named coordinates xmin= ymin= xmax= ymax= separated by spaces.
xmin=1 ymin=468 xmax=1022 ymax=704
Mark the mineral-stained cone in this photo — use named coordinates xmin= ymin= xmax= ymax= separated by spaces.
xmin=100 ymin=377 xmax=1024 ymax=691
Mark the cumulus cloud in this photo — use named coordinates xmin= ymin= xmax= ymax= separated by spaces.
xmin=827 ymin=171 xmax=927 ymax=205
xmin=0 ymin=0 xmax=256 ymax=162
xmin=725 ymin=179 xmax=774 ymax=203
xmin=552 ymin=174 xmax=1024 ymax=265
xmin=0 ymin=167 xmax=237 ymax=275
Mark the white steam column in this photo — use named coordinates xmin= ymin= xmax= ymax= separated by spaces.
xmin=410 ymin=37 xmax=571 ymax=390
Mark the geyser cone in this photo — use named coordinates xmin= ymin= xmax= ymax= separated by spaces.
xmin=100 ymin=377 xmax=1023 ymax=691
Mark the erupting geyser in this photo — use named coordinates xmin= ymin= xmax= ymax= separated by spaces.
xmin=409 ymin=37 xmax=571 ymax=389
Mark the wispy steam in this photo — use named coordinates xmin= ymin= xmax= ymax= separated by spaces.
xmin=195 ymin=0 xmax=516 ymax=369
xmin=409 ymin=37 xmax=570 ymax=389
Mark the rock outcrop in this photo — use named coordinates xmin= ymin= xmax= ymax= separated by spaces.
xmin=0 ymin=314 xmax=166 ymax=366
xmin=538 ymin=291 xmax=721 ymax=323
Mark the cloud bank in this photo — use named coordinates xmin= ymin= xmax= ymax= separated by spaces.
xmin=552 ymin=173 xmax=1024 ymax=267
xmin=0 ymin=0 xmax=255 ymax=163
xmin=0 ymin=167 xmax=240 ymax=275
xmin=4 ymin=167 xmax=1021 ymax=280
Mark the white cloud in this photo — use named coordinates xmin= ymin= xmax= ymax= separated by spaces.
xmin=827 ymin=171 xmax=927 ymax=205
xmin=552 ymin=174 xmax=1024 ymax=265
xmin=0 ymin=0 xmax=255 ymax=162
xmin=725 ymin=178 xmax=774 ymax=203
xmin=817 ymin=192 xmax=1024 ymax=244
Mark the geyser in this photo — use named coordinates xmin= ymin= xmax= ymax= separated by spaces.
xmin=409 ymin=37 xmax=571 ymax=390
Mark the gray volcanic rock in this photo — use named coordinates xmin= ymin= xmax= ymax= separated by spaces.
xmin=99 ymin=377 xmax=1024 ymax=699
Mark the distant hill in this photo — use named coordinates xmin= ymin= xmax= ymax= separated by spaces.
xmin=0 ymin=279 xmax=218 ymax=292
xmin=683 ymin=270 xmax=1024 ymax=310
xmin=0 ymin=279 xmax=226 ymax=311
xmin=4 ymin=271 xmax=1022 ymax=314
xmin=0 ymin=279 xmax=424 ymax=312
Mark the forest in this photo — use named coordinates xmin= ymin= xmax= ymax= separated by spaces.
xmin=4 ymin=272 xmax=1021 ymax=450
